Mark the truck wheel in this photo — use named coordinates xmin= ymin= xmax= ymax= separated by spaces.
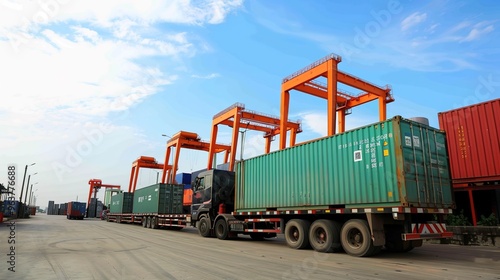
xmin=151 ymin=217 xmax=158 ymax=229
xmin=116 ymin=216 xmax=121 ymax=223
xmin=309 ymin=219 xmax=341 ymax=253
xmin=285 ymin=219 xmax=311 ymax=249
xmin=215 ymin=219 xmax=229 ymax=240
xmin=146 ymin=216 xmax=152 ymax=228
xmin=341 ymin=219 xmax=378 ymax=257
xmin=142 ymin=217 xmax=147 ymax=228
xmin=198 ymin=217 xmax=212 ymax=237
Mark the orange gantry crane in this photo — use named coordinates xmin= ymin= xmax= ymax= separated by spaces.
xmin=87 ymin=179 xmax=120 ymax=210
xmin=128 ymin=156 xmax=169 ymax=193
xmin=207 ymin=103 xmax=302 ymax=171
xmin=161 ymin=131 xmax=231 ymax=205
xmin=279 ymin=53 xmax=394 ymax=149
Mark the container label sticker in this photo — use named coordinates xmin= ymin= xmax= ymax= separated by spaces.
xmin=413 ymin=136 xmax=420 ymax=148
xmin=405 ymin=136 xmax=412 ymax=146
xmin=383 ymin=149 xmax=389 ymax=156
xmin=354 ymin=150 xmax=362 ymax=162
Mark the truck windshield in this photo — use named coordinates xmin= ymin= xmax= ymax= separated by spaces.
xmin=192 ymin=176 xmax=211 ymax=204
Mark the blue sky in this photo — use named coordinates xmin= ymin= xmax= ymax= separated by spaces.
xmin=1 ymin=0 xmax=499 ymax=208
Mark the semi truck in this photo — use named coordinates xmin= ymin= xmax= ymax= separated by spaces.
xmin=107 ymin=116 xmax=454 ymax=257
xmin=67 ymin=201 xmax=86 ymax=220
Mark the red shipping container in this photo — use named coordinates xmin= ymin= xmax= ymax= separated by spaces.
xmin=438 ymin=98 xmax=500 ymax=185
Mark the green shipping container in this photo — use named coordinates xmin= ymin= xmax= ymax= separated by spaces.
xmin=132 ymin=184 xmax=184 ymax=214
xmin=110 ymin=192 xmax=134 ymax=214
xmin=235 ymin=116 xmax=454 ymax=211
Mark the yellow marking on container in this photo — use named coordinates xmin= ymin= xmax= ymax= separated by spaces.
xmin=388 ymin=191 xmax=393 ymax=198
xmin=384 ymin=141 xmax=388 ymax=146
xmin=384 ymin=149 xmax=389 ymax=156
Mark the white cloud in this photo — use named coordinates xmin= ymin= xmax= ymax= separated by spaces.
xmin=0 ymin=1 xmax=243 ymax=31
xmin=460 ymin=24 xmax=494 ymax=42
xmin=296 ymin=111 xmax=381 ymax=139
xmin=192 ymin=73 xmax=221 ymax=79
xmin=401 ymin=12 xmax=427 ymax=31
xmin=300 ymin=112 xmax=327 ymax=136
xmin=0 ymin=1 xmax=243 ymax=208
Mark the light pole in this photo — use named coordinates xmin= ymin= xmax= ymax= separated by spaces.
xmin=24 ymin=173 xmax=37 ymax=204
xmin=155 ymin=171 xmax=161 ymax=184
xmin=29 ymin=186 xmax=38 ymax=205
xmin=19 ymin=163 xmax=35 ymax=202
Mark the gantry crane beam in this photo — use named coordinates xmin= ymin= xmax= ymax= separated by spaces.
xmin=279 ymin=53 xmax=394 ymax=149
xmin=208 ymin=103 xmax=302 ymax=171
xmin=128 ymin=156 xmax=168 ymax=193
xmin=87 ymin=179 xmax=120 ymax=209
xmin=161 ymin=131 xmax=232 ymax=207
xmin=161 ymin=131 xmax=231 ymax=184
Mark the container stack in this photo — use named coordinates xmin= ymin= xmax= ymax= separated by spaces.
xmin=47 ymin=201 xmax=54 ymax=215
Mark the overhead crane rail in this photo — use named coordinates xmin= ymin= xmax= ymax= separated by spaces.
xmin=282 ymin=53 xmax=342 ymax=83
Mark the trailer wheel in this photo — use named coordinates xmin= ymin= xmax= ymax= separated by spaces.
xmin=146 ymin=216 xmax=152 ymax=228
xmin=116 ymin=216 xmax=121 ymax=223
xmin=198 ymin=217 xmax=212 ymax=237
xmin=285 ymin=219 xmax=311 ymax=249
xmin=309 ymin=219 xmax=341 ymax=253
xmin=142 ymin=217 xmax=147 ymax=228
xmin=151 ymin=217 xmax=158 ymax=229
xmin=215 ymin=219 xmax=229 ymax=240
xmin=341 ymin=219 xmax=378 ymax=257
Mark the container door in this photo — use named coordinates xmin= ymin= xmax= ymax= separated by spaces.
xmin=399 ymin=121 xmax=453 ymax=208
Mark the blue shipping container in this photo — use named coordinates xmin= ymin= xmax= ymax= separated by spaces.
xmin=175 ymin=173 xmax=192 ymax=184
xmin=3 ymin=200 xmax=19 ymax=217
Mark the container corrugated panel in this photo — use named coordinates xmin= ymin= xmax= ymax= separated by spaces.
xmin=438 ymin=98 xmax=500 ymax=184
xmin=3 ymin=200 xmax=19 ymax=217
xmin=133 ymin=184 xmax=182 ymax=214
xmin=47 ymin=201 xmax=54 ymax=215
xmin=67 ymin=201 xmax=86 ymax=216
xmin=110 ymin=192 xmax=134 ymax=213
xmin=235 ymin=116 xmax=454 ymax=211
xmin=171 ymin=185 xmax=184 ymax=213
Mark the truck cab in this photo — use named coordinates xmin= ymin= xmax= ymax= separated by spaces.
xmin=191 ymin=169 xmax=235 ymax=236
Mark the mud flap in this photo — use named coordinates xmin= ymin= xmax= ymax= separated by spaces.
xmin=366 ymin=213 xmax=386 ymax=246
